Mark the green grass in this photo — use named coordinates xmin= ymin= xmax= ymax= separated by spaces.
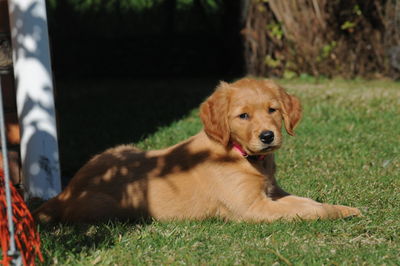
xmin=39 ymin=78 xmax=400 ymax=265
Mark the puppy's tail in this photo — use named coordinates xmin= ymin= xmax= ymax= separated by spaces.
xmin=32 ymin=197 xmax=64 ymax=224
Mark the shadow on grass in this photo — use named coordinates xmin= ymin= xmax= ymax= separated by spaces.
xmin=39 ymin=220 xmax=148 ymax=263
xmin=55 ymin=77 xmax=225 ymax=185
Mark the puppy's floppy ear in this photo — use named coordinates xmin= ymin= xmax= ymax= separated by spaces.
xmin=200 ymin=82 xmax=230 ymax=146
xmin=279 ymin=89 xmax=302 ymax=136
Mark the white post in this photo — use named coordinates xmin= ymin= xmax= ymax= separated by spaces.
xmin=7 ymin=0 xmax=61 ymax=199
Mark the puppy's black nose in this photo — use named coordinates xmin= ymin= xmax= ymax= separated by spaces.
xmin=259 ymin=131 xmax=274 ymax=144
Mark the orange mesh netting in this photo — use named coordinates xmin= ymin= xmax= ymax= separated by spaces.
xmin=0 ymin=170 xmax=43 ymax=266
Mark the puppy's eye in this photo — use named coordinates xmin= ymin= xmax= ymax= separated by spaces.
xmin=268 ymin=108 xmax=277 ymax=114
xmin=239 ymin=113 xmax=249 ymax=120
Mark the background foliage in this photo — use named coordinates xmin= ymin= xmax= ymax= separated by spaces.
xmin=244 ymin=0 xmax=400 ymax=79
xmin=45 ymin=0 xmax=400 ymax=79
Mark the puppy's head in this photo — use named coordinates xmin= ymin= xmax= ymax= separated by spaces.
xmin=200 ymin=78 xmax=301 ymax=155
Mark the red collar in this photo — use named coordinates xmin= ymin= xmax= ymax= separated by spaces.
xmin=232 ymin=142 xmax=266 ymax=161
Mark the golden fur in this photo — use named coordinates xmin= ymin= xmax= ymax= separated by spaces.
xmin=34 ymin=78 xmax=361 ymax=223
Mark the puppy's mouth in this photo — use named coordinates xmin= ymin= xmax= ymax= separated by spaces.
xmin=260 ymin=146 xmax=276 ymax=152
xmin=247 ymin=145 xmax=279 ymax=155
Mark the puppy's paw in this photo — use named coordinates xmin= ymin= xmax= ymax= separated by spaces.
xmin=335 ymin=205 xmax=362 ymax=218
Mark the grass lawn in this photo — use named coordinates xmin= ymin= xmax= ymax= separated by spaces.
xmin=38 ymin=78 xmax=399 ymax=265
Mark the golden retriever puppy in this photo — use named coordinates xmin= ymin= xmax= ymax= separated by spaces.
xmin=34 ymin=78 xmax=361 ymax=223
